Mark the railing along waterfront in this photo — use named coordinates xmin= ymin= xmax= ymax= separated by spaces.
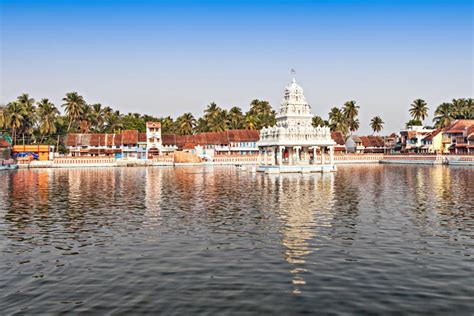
xmin=54 ymin=157 xmax=116 ymax=165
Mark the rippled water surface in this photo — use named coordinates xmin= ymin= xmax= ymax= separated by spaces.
xmin=1 ymin=165 xmax=473 ymax=314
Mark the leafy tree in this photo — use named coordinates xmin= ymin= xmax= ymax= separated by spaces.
xmin=37 ymin=98 xmax=60 ymax=142
xmin=175 ymin=112 xmax=196 ymax=135
xmin=409 ymin=99 xmax=428 ymax=122
xmin=311 ymin=115 xmax=327 ymax=127
xmin=405 ymin=119 xmax=422 ymax=128
xmin=370 ymin=116 xmax=384 ymax=134
xmin=62 ymin=92 xmax=86 ymax=131
xmin=433 ymin=103 xmax=453 ymax=128
xmin=227 ymin=106 xmax=244 ymax=129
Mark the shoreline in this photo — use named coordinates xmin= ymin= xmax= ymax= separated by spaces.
xmin=6 ymin=154 xmax=473 ymax=170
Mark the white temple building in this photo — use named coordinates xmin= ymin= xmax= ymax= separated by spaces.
xmin=257 ymin=74 xmax=336 ymax=173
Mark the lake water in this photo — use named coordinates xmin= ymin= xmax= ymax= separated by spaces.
xmin=1 ymin=165 xmax=473 ymax=314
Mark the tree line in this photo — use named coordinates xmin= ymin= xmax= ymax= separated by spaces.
xmin=1 ymin=92 xmax=472 ymax=145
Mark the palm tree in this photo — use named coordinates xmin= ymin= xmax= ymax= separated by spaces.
xmin=175 ymin=113 xmax=196 ymax=135
xmin=370 ymin=116 xmax=384 ymax=134
xmin=328 ymin=107 xmax=348 ymax=135
xmin=348 ymin=118 xmax=360 ymax=134
xmin=248 ymin=99 xmax=275 ymax=129
xmin=90 ymin=103 xmax=105 ymax=131
xmin=228 ymin=106 xmax=244 ymax=129
xmin=409 ymin=99 xmax=428 ymax=122
xmin=208 ymin=109 xmax=228 ymax=132
xmin=0 ymin=105 xmax=6 ymax=130
xmin=451 ymin=98 xmax=468 ymax=119
xmin=343 ymin=101 xmax=359 ymax=120
xmin=244 ymin=113 xmax=259 ymax=130
xmin=6 ymin=102 xmax=25 ymax=144
xmin=311 ymin=115 xmax=327 ymax=127
xmin=62 ymin=92 xmax=86 ymax=131
xmin=159 ymin=116 xmax=174 ymax=134
xmin=16 ymin=93 xmax=36 ymax=144
xmin=37 ymin=98 xmax=60 ymax=142
xmin=433 ymin=103 xmax=453 ymax=128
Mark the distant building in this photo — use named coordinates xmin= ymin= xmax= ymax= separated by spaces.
xmin=442 ymin=120 xmax=474 ymax=154
xmin=399 ymin=126 xmax=434 ymax=153
xmin=12 ymin=145 xmax=55 ymax=161
xmin=162 ymin=130 xmax=260 ymax=160
xmin=331 ymin=132 xmax=347 ymax=153
xmin=346 ymin=135 xmax=385 ymax=153
xmin=420 ymin=129 xmax=443 ymax=153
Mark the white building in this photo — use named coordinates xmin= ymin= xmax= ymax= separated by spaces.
xmin=257 ymin=74 xmax=336 ymax=173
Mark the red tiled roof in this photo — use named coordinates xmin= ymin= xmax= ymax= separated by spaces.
xmin=331 ymin=132 xmax=345 ymax=145
xmin=122 ymin=130 xmax=138 ymax=145
xmin=359 ymin=136 xmax=384 ymax=148
xmin=138 ymin=132 xmax=147 ymax=143
xmin=162 ymin=130 xmax=260 ymax=149
xmin=444 ymin=120 xmax=474 ymax=134
xmin=146 ymin=122 xmax=161 ymax=128
xmin=423 ymin=129 xmax=442 ymax=141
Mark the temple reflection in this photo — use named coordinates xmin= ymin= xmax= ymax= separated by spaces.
xmin=268 ymin=173 xmax=335 ymax=294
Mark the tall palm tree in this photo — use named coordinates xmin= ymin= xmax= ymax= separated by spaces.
xmin=343 ymin=100 xmax=359 ymax=120
xmin=248 ymin=99 xmax=275 ymax=129
xmin=208 ymin=109 xmax=228 ymax=132
xmin=159 ymin=116 xmax=174 ymax=134
xmin=348 ymin=118 xmax=360 ymax=134
xmin=328 ymin=107 xmax=348 ymax=135
xmin=409 ymin=99 xmax=428 ymax=122
xmin=0 ymin=105 xmax=6 ymax=130
xmin=175 ymin=113 xmax=196 ymax=135
xmin=6 ymin=102 xmax=25 ymax=144
xmin=244 ymin=113 xmax=259 ymax=130
xmin=228 ymin=106 xmax=244 ymax=129
xmin=37 ymin=98 xmax=60 ymax=142
xmin=451 ymin=98 xmax=468 ymax=119
xmin=370 ymin=116 xmax=384 ymax=134
xmin=90 ymin=103 xmax=105 ymax=131
xmin=311 ymin=115 xmax=327 ymax=127
xmin=62 ymin=92 xmax=86 ymax=131
xmin=433 ymin=103 xmax=453 ymax=128
xmin=16 ymin=93 xmax=36 ymax=144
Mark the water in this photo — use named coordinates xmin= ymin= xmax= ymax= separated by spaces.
xmin=1 ymin=165 xmax=473 ymax=315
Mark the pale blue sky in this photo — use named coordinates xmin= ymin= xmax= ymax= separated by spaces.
xmin=1 ymin=0 xmax=472 ymax=133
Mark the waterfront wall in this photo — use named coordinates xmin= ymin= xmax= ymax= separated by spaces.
xmin=13 ymin=153 xmax=474 ymax=169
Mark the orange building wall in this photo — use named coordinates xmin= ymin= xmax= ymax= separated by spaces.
xmin=13 ymin=145 xmax=51 ymax=161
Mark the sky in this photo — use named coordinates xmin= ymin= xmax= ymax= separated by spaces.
xmin=1 ymin=0 xmax=473 ymax=134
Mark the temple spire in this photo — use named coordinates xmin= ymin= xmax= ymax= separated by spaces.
xmin=291 ymin=68 xmax=296 ymax=83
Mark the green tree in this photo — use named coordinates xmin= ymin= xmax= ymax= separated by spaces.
xmin=175 ymin=112 xmax=196 ymax=135
xmin=405 ymin=119 xmax=422 ymax=128
xmin=409 ymin=98 xmax=428 ymax=122
xmin=328 ymin=107 xmax=348 ymax=136
xmin=433 ymin=103 xmax=453 ymax=128
xmin=227 ymin=106 xmax=244 ymax=129
xmin=62 ymin=92 xmax=86 ymax=131
xmin=244 ymin=113 xmax=259 ymax=130
xmin=311 ymin=115 xmax=327 ymax=127
xmin=37 ymin=98 xmax=60 ymax=142
xmin=5 ymin=101 xmax=25 ymax=144
xmin=370 ymin=116 xmax=384 ymax=134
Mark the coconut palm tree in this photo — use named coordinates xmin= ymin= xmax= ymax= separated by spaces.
xmin=328 ymin=107 xmax=348 ymax=135
xmin=90 ymin=103 xmax=105 ymax=131
xmin=343 ymin=101 xmax=359 ymax=120
xmin=311 ymin=115 xmax=327 ymax=127
xmin=62 ymin=92 xmax=86 ymax=131
xmin=433 ymin=103 xmax=453 ymax=128
xmin=37 ymin=98 xmax=60 ymax=142
xmin=228 ymin=106 xmax=244 ymax=129
xmin=244 ymin=113 xmax=259 ymax=130
xmin=208 ymin=109 xmax=228 ymax=132
xmin=0 ymin=105 xmax=6 ymax=130
xmin=159 ymin=116 xmax=175 ymax=134
xmin=370 ymin=116 xmax=384 ymax=134
xmin=348 ymin=118 xmax=360 ymax=134
xmin=175 ymin=113 xmax=196 ymax=135
xmin=5 ymin=101 xmax=25 ymax=144
xmin=16 ymin=93 xmax=36 ymax=144
xmin=409 ymin=99 xmax=428 ymax=122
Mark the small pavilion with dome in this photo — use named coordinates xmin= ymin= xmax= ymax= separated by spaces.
xmin=257 ymin=72 xmax=336 ymax=173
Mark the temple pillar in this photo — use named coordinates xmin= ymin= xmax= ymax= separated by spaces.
xmin=263 ymin=148 xmax=267 ymax=165
xmin=312 ymin=146 xmax=317 ymax=164
xmin=329 ymin=146 xmax=334 ymax=165
xmin=321 ymin=146 xmax=325 ymax=165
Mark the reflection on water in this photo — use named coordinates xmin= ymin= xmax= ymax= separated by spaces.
xmin=0 ymin=165 xmax=473 ymax=314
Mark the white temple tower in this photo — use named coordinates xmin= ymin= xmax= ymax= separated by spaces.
xmin=257 ymin=73 xmax=336 ymax=173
